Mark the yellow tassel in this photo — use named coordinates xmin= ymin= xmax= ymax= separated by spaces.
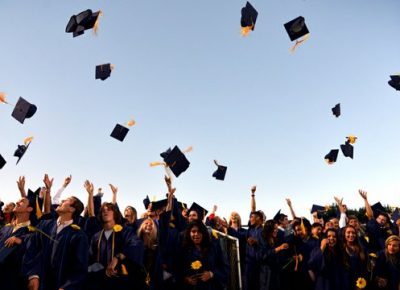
xmin=150 ymin=161 xmax=166 ymax=167
xmin=290 ymin=33 xmax=310 ymax=53
xmin=92 ymin=11 xmax=103 ymax=35
xmin=300 ymin=218 xmax=306 ymax=236
xmin=182 ymin=146 xmax=193 ymax=154
xmin=0 ymin=92 xmax=8 ymax=104
xmin=24 ymin=136 xmax=34 ymax=145
xmin=36 ymin=196 xmax=42 ymax=219
xmin=120 ymin=264 xmax=128 ymax=275
xmin=240 ymin=24 xmax=254 ymax=36
xmin=126 ymin=118 xmax=135 ymax=127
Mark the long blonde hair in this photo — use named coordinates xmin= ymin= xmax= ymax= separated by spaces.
xmin=137 ymin=218 xmax=158 ymax=249
xmin=384 ymin=235 xmax=400 ymax=265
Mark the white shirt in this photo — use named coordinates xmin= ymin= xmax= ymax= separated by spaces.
xmin=56 ymin=218 xmax=73 ymax=234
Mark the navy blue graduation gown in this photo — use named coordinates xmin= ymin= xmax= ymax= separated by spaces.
xmin=23 ymin=220 xmax=89 ymax=290
xmin=374 ymin=251 xmax=400 ymax=290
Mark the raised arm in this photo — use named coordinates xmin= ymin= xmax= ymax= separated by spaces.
xmin=85 ymin=180 xmax=95 ymax=217
xmin=251 ymin=185 xmax=257 ymax=212
xmin=286 ymin=198 xmax=297 ymax=219
xmin=109 ymin=184 xmax=118 ymax=205
xmin=17 ymin=176 xmax=26 ymax=197
xmin=359 ymin=189 xmax=373 ymax=220
xmin=334 ymin=196 xmax=347 ymax=228
xmin=43 ymin=174 xmax=54 ymax=214
xmin=53 ymin=175 xmax=72 ymax=205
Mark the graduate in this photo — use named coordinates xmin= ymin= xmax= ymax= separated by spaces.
xmin=24 ymin=174 xmax=88 ymax=290
xmin=0 ymin=196 xmax=35 ymax=290
xmin=176 ymin=220 xmax=229 ymax=290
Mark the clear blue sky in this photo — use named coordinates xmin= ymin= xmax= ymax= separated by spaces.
xmin=1 ymin=0 xmax=400 ymax=221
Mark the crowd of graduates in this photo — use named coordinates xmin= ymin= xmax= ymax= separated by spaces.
xmin=0 ymin=175 xmax=400 ymax=290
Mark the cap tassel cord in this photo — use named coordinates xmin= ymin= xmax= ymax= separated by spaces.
xmin=93 ymin=10 xmax=103 ymax=35
xmin=290 ymin=33 xmax=310 ymax=53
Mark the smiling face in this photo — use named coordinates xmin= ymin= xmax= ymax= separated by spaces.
xmin=326 ymin=230 xmax=337 ymax=247
xmin=13 ymin=198 xmax=32 ymax=214
xmin=142 ymin=218 xmax=154 ymax=234
xmin=56 ymin=197 xmax=76 ymax=216
xmin=190 ymin=225 xmax=203 ymax=245
xmin=387 ymin=240 xmax=400 ymax=255
xmin=344 ymin=226 xmax=356 ymax=243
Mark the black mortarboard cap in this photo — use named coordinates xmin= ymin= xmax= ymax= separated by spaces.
xmin=177 ymin=201 xmax=187 ymax=211
xmin=161 ymin=146 xmax=190 ymax=177
xmin=66 ymin=9 xmax=101 ymax=37
xmin=0 ymin=154 xmax=6 ymax=169
xmin=110 ymin=124 xmax=129 ymax=142
xmin=189 ymin=202 xmax=208 ymax=221
xmin=241 ymin=2 xmax=258 ymax=29
xmin=332 ymin=103 xmax=341 ymax=118
xmin=96 ymin=63 xmax=112 ymax=81
xmin=160 ymin=147 xmax=172 ymax=159
xmin=152 ymin=199 xmax=168 ymax=211
xmin=310 ymin=204 xmax=327 ymax=218
xmin=371 ymin=202 xmax=387 ymax=218
xmin=273 ymin=209 xmax=284 ymax=222
xmin=143 ymin=195 xmax=151 ymax=210
xmin=14 ymin=142 xmax=31 ymax=165
xmin=324 ymin=149 xmax=339 ymax=164
xmin=388 ymin=75 xmax=400 ymax=91
xmin=11 ymin=97 xmax=37 ymax=124
xmin=391 ymin=208 xmax=400 ymax=223
xmin=284 ymin=16 xmax=309 ymax=41
xmin=212 ymin=161 xmax=227 ymax=181
xmin=340 ymin=142 xmax=354 ymax=159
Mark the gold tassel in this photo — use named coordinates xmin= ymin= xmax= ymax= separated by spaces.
xmin=93 ymin=11 xmax=103 ymax=35
xmin=150 ymin=161 xmax=166 ymax=167
xmin=290 ymin=33 xmax=310 ymax=53
xmin=182 ymin=146 xmax=193 ymax=154
xmin=24 ymin=136 xmax=34 ymax=145
xmin=240 ymin=24 xmax=254 ymax=36
xmin=0 ymin=92 xmax=9 ymax=104
xmin=36 ymin=196 xmax=42 ymax=219
xmin=120 ymin=264 xmax=128 ymax=275
xmin=126 ymin=118 xmax=136 ymax=127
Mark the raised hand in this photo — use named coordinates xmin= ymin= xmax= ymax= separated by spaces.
xmin=84 ymin=180 xmax=94 ymax=195
xmin=63 ymin=175 xmax=72 ymax=188
xmin=109 ymin=184 xmax=118 ymax=195
xmin=358 ymin=189 xmax=368 ymax=200
xmin=286 ymin=198 xmax=292 ymax=207
xmin=43 ymin=174 xmax=54 ymax=190
xmin=251 ymin=185 xmax=257 ymax=194
xmin=17 ymin=176 xmax=26 ymax=196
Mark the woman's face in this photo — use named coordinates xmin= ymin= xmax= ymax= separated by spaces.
xmin=327 ymin=231 xmax=337 ymax=247
xmin=143 ymin=219 xmax=154 ymax=234
xmin=124 ymin=208 xmax=136 ymax=222
xmin=387 ymin=240 xmax=400 ymax=255
xmin=345 ymin=227 xmax=356 ymax=243
xmin=272 ymin=224 xmax=279 ymax=238
xmin=190 ymin=226 xmax=203 ymax=245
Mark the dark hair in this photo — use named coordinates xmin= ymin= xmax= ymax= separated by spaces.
xmin=98 ymin=202 xmax=122 ymax=225
xmin=323 ymin=229 xmax=342 ymax=263
xmin=277 ymin=213 xmax=288 ymax=224
xmin=124 ymin=206 xmax=137 ymax=223
xmin=70 ymin=196 xmax=84 ymax=219
xmin=183 ymin=220 xmax=210 ymax=251
xmin=342 ymin=225 xmax=365 ymax=269
xmin=262 ymin=219 xmax=278 ymax=247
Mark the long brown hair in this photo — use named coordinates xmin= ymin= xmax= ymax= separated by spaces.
xmin=342 ymin=225 xmax=365 ymax=269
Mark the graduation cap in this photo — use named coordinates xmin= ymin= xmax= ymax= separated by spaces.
xmin=66 ymin=9 xmax=102 ymax=37
xmin=240 ymin=2 xmax=258 ymax=36
xmin=284 ymin=16 xmax=309 ymax=41
xmin=143 ymin=195 xmax=151 ymax=210
xmin=188 ymin=202 xmax=208 ymax=221
xmin=0 ymin=154 xmax=6 ymax=169
xmin=212 ymin=160 xmax=227 ymax=181
xmin=27 ymin=187 xmax=43 ymax=219
xmin=95 ymin=63 xmax=113 ymax=81
xmin=371 ymin=202 xmax=387 ymax=218
xmin=388 ymin=75 xmax=400 ymax=91
xmin=332 ymin=103 xmax=341 ymax=118
xmin=160 ymin=146 xmax=190 ymax=177
xmin=151 ymin=199 xmax=168 ymax=211
xmin=110 ymin=124 xmax=129 ymax=142
xmin=340 ymin=142 xmax=354 ymax=159
xmin=14 ymin=137 xmax=33 ymax=165
xmin=391 ymin=208 xmax=400 ymax=223
xmin=273 ymin=209 xmax=287 ymax=222
xmin=324 ymin=149 xmax=339 ymax=164
xmin=11 ymin=97 xmax=37 ymax=124
xmin=310 ymin=204 xmax=327 ymax=219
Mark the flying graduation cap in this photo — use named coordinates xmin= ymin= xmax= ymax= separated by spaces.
xmin=240 ymin=2 xmax=258 ymax=36
xmin=12 ymin=97 xmax=37 ymax=124
xmin=332 ymin=103 xmax=341 ymax=118
xmin=0 ymin=154 xmax=6 ymax=169
xmin=66 ymin=9 xmax=103 ymax=37
xmin=388 ymin=75 xmax=400 ymax=91
xmin=340 ymin=135 xmax=357 ymax=159
xmin=95 ymin=63 xmax=114 ymax=81
xmin=284 ymin=16 xmax=310 ymax=53
xmin=110 ymin=118 xmax=135 ymax=142
xmin=151 ymin=145 xmax=191 ymax=178
xmin=324 ymin=149 xmax=339 ymax=164
xmin=14 ymin=136 xmax=33 ymax=165
xmin=212 ymin=160 xmax=227 ymax=181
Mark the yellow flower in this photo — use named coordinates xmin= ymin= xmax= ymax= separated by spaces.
xmin=113 ymin=224 xmax=123 ymax=232
xmin=70 ymin=224 xmax=80 ymax=230
xmin=369 ymin=253 xmax=378 ymax=258
xmin=356 ymin=277 xmax=367 ymax=289
xmin=191 ymin=260 xmax=202 ymax=270
xmin=211 ymin=229 xmax=219 ymax=240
